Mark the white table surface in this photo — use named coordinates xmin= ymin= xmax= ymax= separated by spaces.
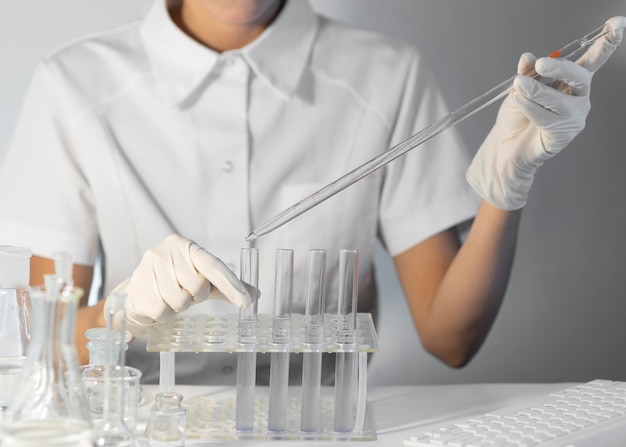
xmin=135 ymin=382 xmax=577 ymax=446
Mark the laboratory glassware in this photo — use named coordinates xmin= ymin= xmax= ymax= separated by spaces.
xmin=82 ymin=328 xmax=132 ymax=370
xmin=146 ymin=392 xmax=187 ymax=447
xmin=159 ymin=352 xmax=175 ymax=393
xmin=2 ymin=277 xmax=94 ymax=447
xmin=268 ymin=249 xmax=294 ymax=432
xmin=334 ymin=249 xmax=359 ymax=432
xmin=53 ymin=251 xmax=74 ymax=286
xmin=0 ymin=246 xmax=32 ymax=416
xmin=246 ymin=21 xmax=611 ymax=241
xmin=143 ymin=247 xmax=379 ymax=441
xmin=235 ymin=248 xmax=259 ymax=432
xmin=91 ymin=292 xmax=138 ymax=446
xmin=300 ymin=249 xmax=327 ymax=432
xmin=81 ymin=321 xmax=141 ymax=435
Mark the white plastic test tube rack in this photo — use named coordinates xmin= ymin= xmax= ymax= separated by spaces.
xmin=145 ymin=248 xmax=379 ymax=442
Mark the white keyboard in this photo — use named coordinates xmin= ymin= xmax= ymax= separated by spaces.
xmin=404 ymin=379 xmax=626 ymax=447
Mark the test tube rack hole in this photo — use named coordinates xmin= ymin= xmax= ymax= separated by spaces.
xmin=146 ymin=313 xmax=378 ymax=353
xmin=146 ymin=312 xmax=379 ymax=441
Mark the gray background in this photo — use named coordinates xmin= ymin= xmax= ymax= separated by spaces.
xmin=1 ymin=0 xmax=625 ymax=385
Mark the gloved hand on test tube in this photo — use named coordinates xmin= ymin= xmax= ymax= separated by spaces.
xmin=467 ymin=16 xmax=626 ymax=210
xmin=105 ymin=234 xmax=252 ymax=336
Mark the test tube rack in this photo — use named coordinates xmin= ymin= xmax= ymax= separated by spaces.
xmin=145 ymin=312 xmax=379 ymax=441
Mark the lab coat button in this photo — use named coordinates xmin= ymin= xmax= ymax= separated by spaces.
xmin=221 ymin=161 xmax=234 ymax=172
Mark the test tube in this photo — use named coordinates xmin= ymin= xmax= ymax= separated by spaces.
xmin=300 ymin=249 xmax=327 ymax=433
xmin=159 ymin=352 xmax=175 ymax=393
xmin=268 ymin=249 xmax=294 ymax=432
xmin=235 ymin=248 xmax=259 ymax=432
xmin=333 ymin=249 xmax=359 ymax=433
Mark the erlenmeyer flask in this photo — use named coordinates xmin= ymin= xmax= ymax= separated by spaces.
xmin=0 ymin=246 xmax=32 ymax=415
xmin=2 ymin=275 xmax=94 ymax=447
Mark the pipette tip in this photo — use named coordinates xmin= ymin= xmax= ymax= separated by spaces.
xmin=245 ymin=232 xmax=257 ymax=242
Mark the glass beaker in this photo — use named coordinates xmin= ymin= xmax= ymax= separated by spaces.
xmin=2 ymin=281 xmax=94 ymax=447
xmin=0 ymin=245 xmax=32 ymax=415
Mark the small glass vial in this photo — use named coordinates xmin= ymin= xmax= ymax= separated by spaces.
xmin=146 ymin=392 xmax=187 ymax=447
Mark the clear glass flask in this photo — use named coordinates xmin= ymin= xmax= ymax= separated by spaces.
xmin=2 ymin=278 xmax=94 ymax=447
xmin=0 ymin=245 xmax=32 ymax=417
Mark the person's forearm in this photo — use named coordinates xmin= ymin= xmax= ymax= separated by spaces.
xmin=423 ymin=201 xmax=521 ymax=366
xmin=75 ymin=299 xmax=107 ymax=365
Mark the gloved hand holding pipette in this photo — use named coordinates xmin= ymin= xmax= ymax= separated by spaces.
xmin=104 ymin=234 xmax=252 ymax=336
xmin=467 ymin=16 xmax=626 ymax=210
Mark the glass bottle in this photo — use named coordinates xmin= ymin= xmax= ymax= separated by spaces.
xmin=0 ymin=245 xmax=32 ymax=416
xmin=145 ymin=392 xmax=187 ymax=447
xmin=1 ymin=276 xmax=94 ymax=447
xmin=80 ymin=327 xmax=142 ymax=433
xmin=84 ymin=292 xmax=138 ymax=447
xmin=83 ymin=327 xmax=132 ymax=369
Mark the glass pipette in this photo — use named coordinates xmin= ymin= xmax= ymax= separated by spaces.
xmin=246 ymin=23 xmax=609 ymax=241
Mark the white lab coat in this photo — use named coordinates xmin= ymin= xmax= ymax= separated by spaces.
xmin=0 ymin=0 xmax=479 ymax=384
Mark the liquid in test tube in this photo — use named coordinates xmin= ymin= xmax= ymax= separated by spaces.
xmin=268 ymin=249 xmax=294 ymax=432
xmin=236 ymin=248 xmax=259 ymax=432
xmin=334 ymin=249 xmax=359 ymax=433
xmin=300 ymin=249 xmax=327 ymax=433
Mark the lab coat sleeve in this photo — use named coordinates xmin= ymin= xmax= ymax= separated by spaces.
xmin=0 ymin=62 xmax=99 ymax=265
xmin=377 ymin=49 xmax=480 ymax=256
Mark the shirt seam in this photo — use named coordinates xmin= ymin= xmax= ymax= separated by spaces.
xmin=308 ymin=65 xmax=392 ymax=132
xmin=46 ymin=64 xmax=156 ymax=130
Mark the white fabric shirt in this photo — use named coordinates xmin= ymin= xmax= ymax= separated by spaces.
xmin=0 ymin=0 xmax=479 ymax=383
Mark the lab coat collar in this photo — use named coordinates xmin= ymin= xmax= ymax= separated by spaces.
xmin=140 ymin=0 xmax=318 ymax=106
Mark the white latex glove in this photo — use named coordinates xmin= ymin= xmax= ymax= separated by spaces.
xmin=105 ymin=234 xmax=252 ymax=336
xmin=467 ymin=16 xmax=626 ymax=210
